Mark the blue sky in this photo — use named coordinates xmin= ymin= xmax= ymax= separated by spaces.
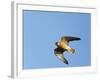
xmin=23 ymin=10 xmax=91 ymax=69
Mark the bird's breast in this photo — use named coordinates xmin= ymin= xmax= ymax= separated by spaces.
xmin=59 ymin=42 xmax=69 ymax=50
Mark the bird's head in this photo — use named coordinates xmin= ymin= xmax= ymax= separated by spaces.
xmin=55 ymin=42 xmax=60 ymax=46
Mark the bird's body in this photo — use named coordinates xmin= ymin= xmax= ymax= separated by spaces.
xmin=54 ymin=36 xmax=81 ymax=64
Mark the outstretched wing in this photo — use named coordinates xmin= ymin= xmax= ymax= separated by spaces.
xmin=61 ymin=36 xmax=81 ymax=42
xmin=54 ymin=47 xmax=68 ymax=64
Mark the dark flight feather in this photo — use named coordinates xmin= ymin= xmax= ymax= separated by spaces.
xmin=54 ymin=47 xmax=68 ymax=64
xmin=61 ymin=36 xmax=81 ymax=42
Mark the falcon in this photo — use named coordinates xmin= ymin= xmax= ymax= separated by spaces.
xmin=54 ymin=36 xmax=81 ymax=64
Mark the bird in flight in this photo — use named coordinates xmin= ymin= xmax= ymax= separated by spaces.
xmin=54 ymin=36 xmax=81 ymax=64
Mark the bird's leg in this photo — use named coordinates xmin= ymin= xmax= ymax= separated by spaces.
xmin=70 ymin=48 xmax=75 ymax=53
xmin=66 ymin=46 xmax=75 ymax=54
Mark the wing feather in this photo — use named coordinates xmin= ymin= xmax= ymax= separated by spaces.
xmin=61 ymin=36 xmax=81 ymax=42
xmin=54 ymin=47 xmax=68 ymax=64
